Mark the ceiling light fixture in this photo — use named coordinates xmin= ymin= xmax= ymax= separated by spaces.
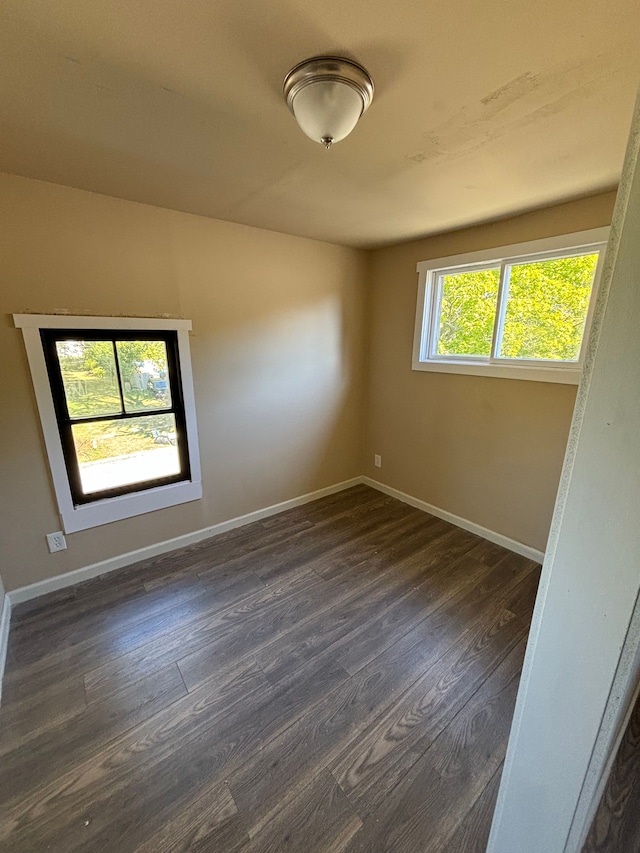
xmin=283 ymin=56 xmax=374 ymax=149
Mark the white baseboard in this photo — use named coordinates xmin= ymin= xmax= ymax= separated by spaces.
xmin=0 ymin=593 xmax=11 ymax=704
xmin=1 ymin=473 xmax=543 ymax=704
xmin=6 ymin=473 xmax=544 ymax=610
xmin=362 ymin=477 xmax=545 ymax=563
xmin=7 ymin=477 xmax=363 ymax=606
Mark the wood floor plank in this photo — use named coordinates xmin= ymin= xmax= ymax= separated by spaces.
xmin=332 ymin=539 xmax=529 ymax=677
xmin=231 ymin=520 xmax=485 ymax=691
xmin=0 ymin=673 xmax=87 ymax=754
xmin=201 ymin=495 xmax=424 ymax=588
xmin=77 ymin=493 xmax=403 ymax=702
xmin=62 ymin=659 xmax=341 ymax=853
xmin=5 ymin=491 xmax=413 ymax=702
xmin=190 ymin=486 xmax=386 ymax=582
xmin=0 ymin=657 xmax=271 ymax=852
xmin=255 ymin=546 xmax=491 ymax=685
xmin=5 ymin=568 xmax=267 ymax=707
xmin=9 ymin=586 xmax=77 ymax=624
xmin=174 ymin=512 xmax=445 ymax=693
xmin=245 ymin=769 xmax=362 ymax=853
xmin=75 ymin=659 xmax=349 ymax=853
xmin=330 ymin=566 xmax=538 ymax=815
xmin=330 ymin=603 xmax=530 ymax=815
xmin=226 ymin=575 xmax=529 ymax=838
xmin=440 ymin=763 xmax=504 ymax=853
xmin=311 ymin=514 xmax=451 ymax=585
xmin=0 ymin=486 xmax=540 ymax=853
xmin=0 ymin=663 xmax=188 ymax=804
xmin=67 ymin=483 xmax=359 ymax=607
xmin=84 ymin=565 xmax=321 ymax=702
xmin=131 ymin=782 xmax=249 ymax=853
xmin=8 ymin=574 xmax=205 ymax=667
xmin=342 ymin=638 xmax=527 ymax=853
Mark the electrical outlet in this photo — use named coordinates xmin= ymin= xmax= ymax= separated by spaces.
xmin=374 ymin=454 xmax=382 ymax=468
xmin=46 ymin=531 xmax=67 ymax=553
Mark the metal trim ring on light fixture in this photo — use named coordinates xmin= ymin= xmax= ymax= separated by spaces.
xmin=283 ymin=56 xmax=374 ymax=117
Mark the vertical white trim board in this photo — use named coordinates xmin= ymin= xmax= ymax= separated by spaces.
xmin=0 ymin=594 xmax=11 ymax=705
xmin=6 ymin=477 xmax=364 ymax=606
xmin=362 ymin=477 xmax=545 ymax=563
xmin=487 ymin=91 xmax=640 ymax=853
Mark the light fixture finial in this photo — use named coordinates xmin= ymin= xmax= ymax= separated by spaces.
xmin=283 ymin=56 xmax=374 ymax=148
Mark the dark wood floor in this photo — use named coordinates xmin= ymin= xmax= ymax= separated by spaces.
xmin=583 ymin=691 xmax=640 ymax=852
xmin=0 ymin=485 xmax=540 ymax=852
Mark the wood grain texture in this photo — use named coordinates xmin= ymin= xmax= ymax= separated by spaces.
xmin=0 ymin=485 xmax=540 ymax=853
xmin=440 ymin=763 xmax=504 ymax=853
xmin=341 ymin=639 xmax=528 ymax=852
xmin=134 ymin=781 xmax=248 ymax=853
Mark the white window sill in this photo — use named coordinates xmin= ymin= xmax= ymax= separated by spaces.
xmin=61 ymin=479 xmax=203 ymax=534
xmin=412 ymin=359 xmax=582 ymax=385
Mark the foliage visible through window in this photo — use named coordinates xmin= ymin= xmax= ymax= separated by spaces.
xmin=432 ymin=251 xmax=600 ymax=365
xmin=499 ymin=255 xmax=598 ymax=361
xmin=438 ymin=268 xmax=500 ymax=357
xmin=42 ymin=331 xmax=190 ymax=503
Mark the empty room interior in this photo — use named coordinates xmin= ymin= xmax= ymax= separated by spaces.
xmin=2 ymin=2 xmax=640 ymax=852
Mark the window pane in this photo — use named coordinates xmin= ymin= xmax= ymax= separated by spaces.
xmin=116 ymin=340 xmax=173 ymax=413
xmin=71 ymin=413 xmax=180 ymax=495
xmin=437 ymin=268 xmax=500 ymax=357
xmin=500 ymin=253 xmax=599 ymax=361
xmin=56 ymin=340 xmax=122 ymax=418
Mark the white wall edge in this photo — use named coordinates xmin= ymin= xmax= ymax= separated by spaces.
xmin=0 ymin=594 xmax=11 ymax=705
xmin=487 ymin=91 xmax=640 ymax=853
xmin=362 ymin=477 xmax=544 ymax=563
xmin=567 ymin=588 xmax=640 ymax=849
xmin=573 ymin=673 xmax=640 ymax=850
xmin=7 ymin=477 xmax=363 ymax=605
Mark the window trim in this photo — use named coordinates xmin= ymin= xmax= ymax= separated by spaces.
xmin=412 ymin=227 xmax=610 ymax=384
xmin=14 ymin=314 xmax=202 ymax=534
xmin=41 ymin=328 xmax=191 ymax=505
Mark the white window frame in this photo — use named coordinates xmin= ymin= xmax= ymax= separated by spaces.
xmin=14 ymin=314 xmax=203 ymax=534
xmin=412 ymin=227 xmax=610 ymax=384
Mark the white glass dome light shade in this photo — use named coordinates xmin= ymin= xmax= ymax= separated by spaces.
xmin=291 ymin=80 xmax=364 ymax=146
xmin=283 ymin=56 xmax=374 ymax=148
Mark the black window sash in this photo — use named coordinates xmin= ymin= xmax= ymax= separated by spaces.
xmin=41 ymin=329 xmax=191 ymax=505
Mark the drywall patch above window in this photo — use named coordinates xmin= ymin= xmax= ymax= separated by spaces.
xmin=412 ymin=228 xmax=610 ymax=384
xmin=14 ymin=314 xmax=202 ymax=533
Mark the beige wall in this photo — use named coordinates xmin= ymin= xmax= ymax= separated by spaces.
xmin=364 ymin=192 xmax=617 ymax=552
xmin=0 ymin=173 xmax=368 ymax=591
xmin=0 ymin=172 xmax=618 ymax=591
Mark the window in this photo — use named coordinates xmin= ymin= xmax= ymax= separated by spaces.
xmin=42 ymin=330 xmax=190 ymax=503
xmin=413 ymin=228 xmax=609 ymax=383
xmin=15 ymin=315 xmax=202 ymax=533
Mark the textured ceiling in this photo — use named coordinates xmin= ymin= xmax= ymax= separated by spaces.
xmin=0 ymin=0 xmax=639 ymax=247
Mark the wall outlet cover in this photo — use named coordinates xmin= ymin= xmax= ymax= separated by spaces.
xmin=374 ymin=454 xmax=382 ymax=468
xmin=46 ymin=531 xmax=67 ymax=553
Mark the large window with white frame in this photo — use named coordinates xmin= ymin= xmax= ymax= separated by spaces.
xmin=14 ymin=314 xmax=202 ymax=534
xmin=412 ymin=228 xmax=609 ymax=384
